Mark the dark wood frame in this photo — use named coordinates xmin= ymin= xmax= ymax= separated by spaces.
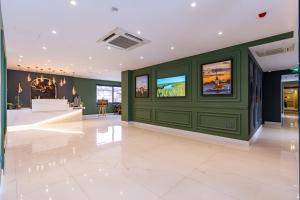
xmin=156 ymin=74 xmax=187 ymax=98
xmin=200 ymin=58 xmax=233 ymax=96
xmin=135 ymin=74 xmax=149 ymax=98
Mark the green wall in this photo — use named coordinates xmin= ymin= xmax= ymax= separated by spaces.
xmin=0 ymin=7 xmax=6 ymax=171
xmin=73 ymin=77 xmax=121 ymax=115
xmin=122 ymin=32 xmax=293 ymax=141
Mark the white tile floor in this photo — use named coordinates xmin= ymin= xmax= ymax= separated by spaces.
xmin=0 ymin=115 xmax=298 ymax=200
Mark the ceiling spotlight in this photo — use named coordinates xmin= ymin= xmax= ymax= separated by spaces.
xmin=51 ymin=30 xmax=57 ymax=34
xmin=119 ymin=63 xmax=123 ymax=66
xmin=170 ymin=46 xmax=175 ymax=50
xmin=140 ymin=56 xmax=144 ymax=60
xmin=42 ymin=46 xmax=47 ymax=50
xmin=107 ymin=46 xmax=111 ymax=50
xmin=70 ymin=0 xmax=77 ymax=6
xmin=88 ymin=56 xmax=92 ymax=60
xmin=19 ymin=55 xmax=23 ymax=58
xmin=190 ymin=2 xmax=197 ymax=8
xmin=111 ymin=6 xmax=119 ymax=12
xmin=218 ymin=31 xmax=223 ymax=35
xmin=137 ymin=30 xmax=141 ymax=35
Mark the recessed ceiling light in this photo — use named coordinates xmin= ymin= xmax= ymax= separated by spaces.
xmin=51 ymin=30 xmax=57 ymax=35
xmin=19 ymin=55 xmax=23 ymax=58
xmin=18 ymin=59 xmax=22 ymax=62
xmin=42 ymin=46 xmax=47 ymax=50
xmin=170 ymin=46 xmax=175 ymax=50
xmin=107 ymin=46 xmax=111 ymax=50
xmin=190 ymin=2 xmax=197 ymax=8
xmin=70 ymin=0 xmax=77 ymax=6
xmin=119 ymin=63 xmax=123 ymax=66
xmin=218 ymin=31 xmax=223 ymax=35
xmin=140 ymin=56 xmax=144 ymax=60
xmin=88 ymin=56 xmax=92 ymax=60
xmin=137 ymin=30 xmax=141 ymax=35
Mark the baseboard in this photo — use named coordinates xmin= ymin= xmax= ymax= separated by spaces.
xmin=249 ymin=125 xmax=263 ymax=145
xmin=128 ymin=121 xmax=251 ymax=150
xmin=264 ymin=121 xmax=282 ymax=128
xmin=83 ymin=113 xmax=116 ymax=119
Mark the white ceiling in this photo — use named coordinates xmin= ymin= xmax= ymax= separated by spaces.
xmin=250 ymin=38 xmax=298 ymax=72
xmin=1 ymin=0 xmax=298 ymax=81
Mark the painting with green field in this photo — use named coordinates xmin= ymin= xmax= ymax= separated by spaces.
xmin=156 ymin=75 xmax=186 ymax=97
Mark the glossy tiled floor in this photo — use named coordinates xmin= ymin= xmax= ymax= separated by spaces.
xmin=0 ymin=115 xmax=298 ymax=200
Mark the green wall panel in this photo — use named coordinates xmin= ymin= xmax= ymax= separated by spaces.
xmin=122 ymin=32 xmax=294 ymax=141
xmin=73 ymin=77 xmax=120 ymax=115
xmin=121 ymin=71 xmax=133 ymax=121
xmin=134 ymin=108 xmax=152 ymax=122
xmin=154 ymin=109 xmax=192 ymax=128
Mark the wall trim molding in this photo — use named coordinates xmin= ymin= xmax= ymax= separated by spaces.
xmin=124 ymin=121 xmax=253 ymax=150
xmin=83 ymin=113 xmax=116 ymax=119
xmin=264 ymin=121 xmax=282 ymax=128
xmin=249 ymin=125 xmax=263 ymax=145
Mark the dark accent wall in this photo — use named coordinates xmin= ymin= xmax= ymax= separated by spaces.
xmin=1 ymin=27 xmax=7 ymax=171
xmin=73 ymin=77 xmax=120 ymax=115
xmin=263 ymin=70 xmax=292 ymax=122
xmin=122 ymin=32 xmax=294 ymax=141
xmin=7 ymin=69 xmax=121 ymax=115
xmin=7 ymin=69 xmax=74 ymax=107
xmin=248 ymin=52 xmax=263 ymax=136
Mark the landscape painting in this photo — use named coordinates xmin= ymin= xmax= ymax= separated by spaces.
xmin=157 ymin=75 xmax=186 ymax=97
xmin=202 ymin=59 xmax=232 ymax=95
xmin=135 ymin=75 xmax=149 ymax=97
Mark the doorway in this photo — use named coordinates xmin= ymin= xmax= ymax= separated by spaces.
xmin=281 ymin=75 xmax=299 ymax=128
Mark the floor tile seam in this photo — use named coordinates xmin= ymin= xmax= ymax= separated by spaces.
xmin=68 ymin=172 xmax=92 ymax=200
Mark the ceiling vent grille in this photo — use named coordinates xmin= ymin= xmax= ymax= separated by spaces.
xmin=97 ymin=27 xmax=150 ymax=50
xmin=255 ymin=44 xmax=295 ymax=57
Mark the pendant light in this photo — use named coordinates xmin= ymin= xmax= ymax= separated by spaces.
xmin=52 ymin=70 xmax=56 ymax=85
xmin=40 ymin=69 xmax=44 ymax=82
xmin=72 ymin=72 xmax=76 ymax=95
xmin=63 ymin=71 xmax=66 ymax=85
xmin=27 ymin=67 xmax=32 ymax=82
xmin=47 ymin=68 xmax=52 ymax=86
xmin=59 ymin=70 xmax=64 ymax=87
xmin=60 ymin=79 xmax=63 ymax=87
xmin=35 ymin=66 xmax=39 ymax=85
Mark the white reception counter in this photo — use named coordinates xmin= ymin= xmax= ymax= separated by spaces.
xmin=8 ymin=99 xmax=83 ymax=131
xmin=32 ymin=99 xmax=69 ymax=112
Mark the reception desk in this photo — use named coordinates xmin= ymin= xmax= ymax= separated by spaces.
xmin=32 ymin=99 xmax=69 ymax=112
xmin=8 ymin=99 xmax=83 ymax=131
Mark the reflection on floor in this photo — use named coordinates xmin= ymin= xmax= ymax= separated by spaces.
xmin=283 ymin=113 xmax=299 ymax=129
xmin=0 ymin=115 xmax=298 ymax=200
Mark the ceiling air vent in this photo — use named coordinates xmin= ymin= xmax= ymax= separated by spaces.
xmin=97 ymin=27 xmax=150 ymax=50
xmin=255 ymin=44 xmax=295 ymax=57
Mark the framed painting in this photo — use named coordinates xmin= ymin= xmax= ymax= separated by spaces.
xmin=201 ymin=59 xmax=233 ymax=96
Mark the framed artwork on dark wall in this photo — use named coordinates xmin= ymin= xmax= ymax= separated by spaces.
xmin=201 ymin=59 xmax=233 ymax=96
xmin=156 ymin=75 xmax=186 ymax=97
xmin=135 ymin=75 xmax=149 ymax=97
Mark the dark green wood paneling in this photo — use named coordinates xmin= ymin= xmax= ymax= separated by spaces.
xmin=73 ymin=77 xmax=120 ymax=115
xmin=122 ymin=32 xmax=294 ymax=141
xmin=1 ymin=29 xmax=7 ymax=170
xmin=121 ymin=71 xmax=133 ymax=121
xmin=155 ymin=109 xmax=192 ymax=128
xmin=134 ymin=108 xmax=152 ymax=121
